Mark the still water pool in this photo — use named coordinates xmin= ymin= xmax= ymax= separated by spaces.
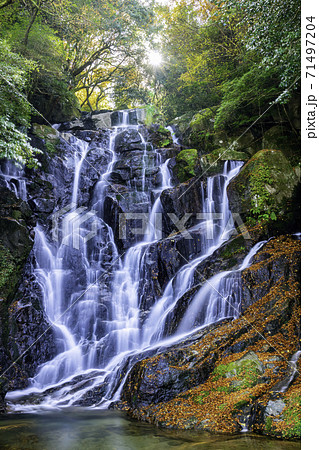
xmin=0 ymin=410 xmax=300 ymax=449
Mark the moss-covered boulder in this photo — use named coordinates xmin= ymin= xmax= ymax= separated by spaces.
xmin=227 ymin=149 xmax=300 ymax=228
xmin=200 ymin=148 xmax=249 ymax=175
xmin=173 ymin=148 xmax=199 ymax=182
xmin=186 ymin=108 xmax=216 ymax=153
xmin=169 ymin=112 xmax=194 ymax=136
xmin=189 ymin=108 xmax=216 ymax=132
xmin=146 ymin=124 xmax=173 ymax=148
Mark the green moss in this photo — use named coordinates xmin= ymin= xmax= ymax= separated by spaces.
xmin=190 ymin=108 xmax=216 ymax=131
xmin=219 ymin=243 xmax=246 ymax=260
xmin=0 ymin=244 xmax=15 ymax=297
xmin=199 ymin=147 xmax=249 ymax=176
xmin=212 ymin=355 xmax=263 ymax=392
xmin=169 ymin=112 xmax=194 ymax=135
xmin=265 ymin=416 xmax=273 ymax=433
xmin=193 ymin=391 xmax=210 ymax=405
xmin=233 ymin=399 xmax=249 ymax=410
xmin=174 ymin=148 xmax=199 ymax=182
xmin=32 ymin=124 xmax=60 ymax=155
xmin=281 ymin=394 xmax=301 ymax=439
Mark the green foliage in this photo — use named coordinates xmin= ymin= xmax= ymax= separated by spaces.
xmin=265 ymin=416 xmax=273 ymax=433
xmin=0 ymin=117 xmax=41 ymax=167
xmin=0 ymin=40 xmax=40 ymax=166
xmin=214 ymin=65 xmax=281 ymax=131
xmin=0 ymin=39 xmax=36 ymax=126
xmin=224 ymin=0 xmax=301 ymax=92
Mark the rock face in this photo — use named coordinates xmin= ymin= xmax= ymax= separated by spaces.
xmin=0 ymin=181 xmax=57 ymax=409
xmin=120 ymin=236 xmax=301 ymax=439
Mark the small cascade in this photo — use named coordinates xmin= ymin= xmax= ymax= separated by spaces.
xmin=177 ymin=240 xmax=267 ymax=333
xmin=272 ymin=350 xmax=301 ymax=393
xmin=166 ymin=125 xmax=180 ymax=145
xmin=6 ymin=110 xmax=270 ymax=411
xmin=0 ymin=160 xmax=27 ymax=201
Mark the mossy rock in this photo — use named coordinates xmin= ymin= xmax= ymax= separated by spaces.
xmin=169 ymin=112 xmax=194 ymax=135
xmin=200 ymin=148 xmax=249 ymax=175
xmin=227 ymin=149 xmax=299 ymax=226
xmin=212 ymin=351 xmax=264 ymax=392
xmin=174 ymin=148 xmax=199 ymax=182
xmin=146 ymin=124 xmax=173 ymax=148
xmin=189 ymin=108 xmax=216 ymax=132
xmin=0 ymin=243 xmax=16 ymax=300
xmin=32 ymin=124 xmax=60 ymax=154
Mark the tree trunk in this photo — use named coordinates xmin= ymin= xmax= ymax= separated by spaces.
xmin=23 ymin=7 xmax=39 ymax=48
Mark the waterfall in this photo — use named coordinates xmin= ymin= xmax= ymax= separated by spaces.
xmin=0 ymin=160 xmax=27 ymax=201
xmin=6 ymin=111 xmax=267 ymax=411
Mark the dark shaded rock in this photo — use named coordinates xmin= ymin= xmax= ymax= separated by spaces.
xmin=121 ymin=321 xmax=229 ymax=408
xmin=138 ymin=226 xmax=205 ymax=311
xmin=114 ymin=129 xmax=146 ymax=153
xmin=262 ymin=126 xmax=300 ymax=165
xmin=146 ymin=124 xmax=173 ymax=149
xmin=160 ymin=179 xmax=203 ymax=236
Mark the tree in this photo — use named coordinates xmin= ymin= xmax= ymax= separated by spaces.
xmin=223 ymin=0 xmax=301 ymax=91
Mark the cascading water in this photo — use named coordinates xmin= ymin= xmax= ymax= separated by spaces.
xmin=0 ymin=160 xmax=27 ymax=201
xmin=6 ymin=110 xmax=267 ymax=411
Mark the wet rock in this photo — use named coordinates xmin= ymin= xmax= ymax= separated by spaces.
xmin=241 ymin=235 xmax=301 ymax=313
xmin=138 ymin=226 xmax=205 ymax=311
xmin=114 ymin=129 xmax=145 ymax=153
xmin=265 ymin=399 xmax=285 ymax=417
xmin=160 ymin=179 xmax=202 ymax=236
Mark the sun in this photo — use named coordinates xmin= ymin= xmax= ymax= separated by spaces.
xmin=148 ymin=50 xmax=163 ymax=67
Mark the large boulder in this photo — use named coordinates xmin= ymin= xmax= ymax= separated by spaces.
xmin=227 ymin=149 xmax=300 ymax=229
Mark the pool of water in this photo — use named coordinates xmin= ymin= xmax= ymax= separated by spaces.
xmin=0 ymin=410 xmax=300 ymax=449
